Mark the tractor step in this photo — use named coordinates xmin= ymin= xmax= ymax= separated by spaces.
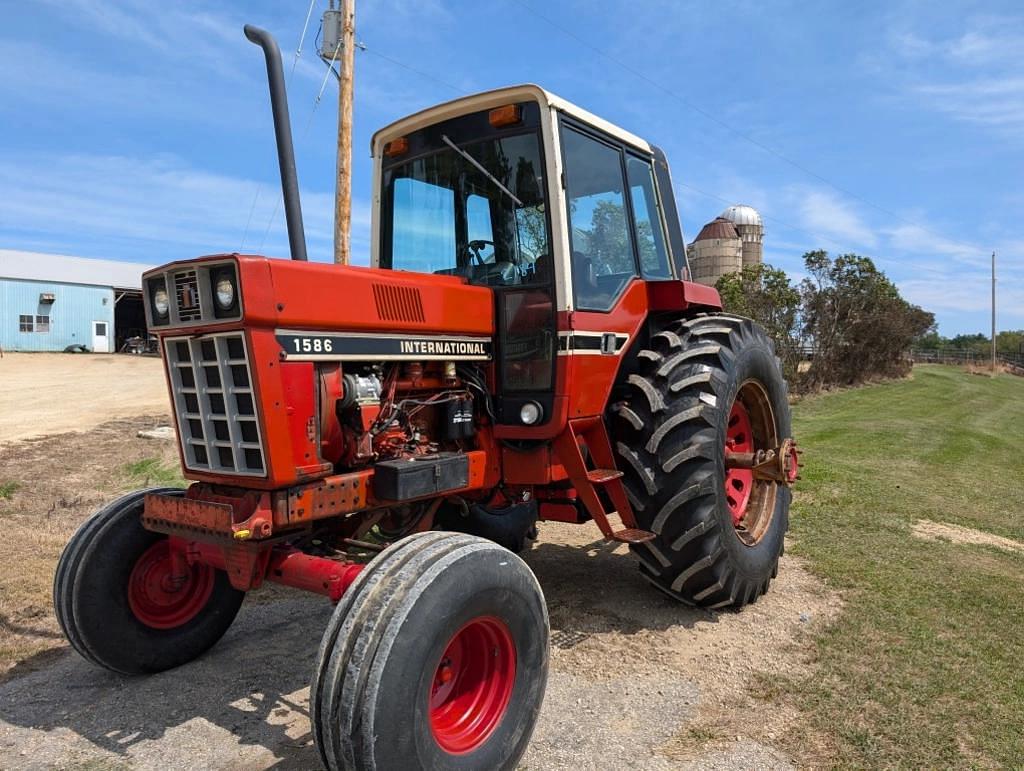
xmin=553 ymin=416 xmax=645 ymax=543
xmin=586 ymin=468 xmax=624 ymax=484
xmin=611 ymin=528 xmax=656 ymax=544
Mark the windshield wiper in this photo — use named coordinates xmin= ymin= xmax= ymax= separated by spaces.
xmin=441 ymin=134 xmax=523 ymax=207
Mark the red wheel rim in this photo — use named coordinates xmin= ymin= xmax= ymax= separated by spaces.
xmin=429 ymin=616 xmax=516 ymax=754
xmin=127 ymin=540 xmax=215 ymax=630
xmin=724 ymin=400 xmax=755 ymax=526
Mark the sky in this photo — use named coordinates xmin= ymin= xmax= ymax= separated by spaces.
xmin=1 ymin=0 xmax=1021 ymax=336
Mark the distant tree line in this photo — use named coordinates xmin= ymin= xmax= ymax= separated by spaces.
xmin=915 ymin=329 xmax=1024 ymax=360
xmin=715 ymin=250 xmax=935 ymax=392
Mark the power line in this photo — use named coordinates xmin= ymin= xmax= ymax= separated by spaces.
xmin=360 ymin=45 xmax=467 ymax=95
xmin=291 ymin=0 xmax=317 ymax=78
xmin=509 ymin=0 xmax=988 ymax=258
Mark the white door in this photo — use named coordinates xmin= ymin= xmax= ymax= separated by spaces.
xmin=92 ymin=321 xmax=110 ymax=353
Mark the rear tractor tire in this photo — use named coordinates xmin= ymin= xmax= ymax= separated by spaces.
xmin=311 ymin=531 xmax=549 ymax=770
xmin=612 ymin=314 xmax=793 ymax=608
xmin=53 ymin=488 xmax=245 ymax=674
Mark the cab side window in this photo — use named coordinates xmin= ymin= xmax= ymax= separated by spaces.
xmin=626 ymin=156 xmax=672 ymax=279
xmin=562 ymin=126 xmax=638 ymax=311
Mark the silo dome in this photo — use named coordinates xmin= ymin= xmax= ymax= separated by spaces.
xmin=719 ymin=204 xmax=763 ymax=227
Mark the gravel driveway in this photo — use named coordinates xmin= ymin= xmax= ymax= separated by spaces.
xmin=0 ymin=522 xmax=834 ymax=769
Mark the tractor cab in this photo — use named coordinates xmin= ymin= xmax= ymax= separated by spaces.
xmin=371 ymin=85 xmax=709 ymax=432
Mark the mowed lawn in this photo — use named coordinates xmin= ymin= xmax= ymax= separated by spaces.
xmin=777 ymin=365 xmax=1024 ymax=767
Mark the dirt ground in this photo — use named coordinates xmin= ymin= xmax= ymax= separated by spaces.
xmin=0 ymin=355 xmax=839 ymax=769
xmin=912 ymin=519 xmax=1024 ymax=553
xmin=0 ymin=353 xmax=168 ymax=442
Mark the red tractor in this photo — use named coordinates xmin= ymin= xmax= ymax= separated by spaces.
xmin=54 ymin=26 xmax=798 ymax=770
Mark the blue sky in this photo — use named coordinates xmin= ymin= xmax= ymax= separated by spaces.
xmin=1 ymin=0 xmax=1021 ymax=336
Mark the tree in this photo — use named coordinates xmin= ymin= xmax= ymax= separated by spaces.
xmin=716 ymin=263 xmax=802 ymax=381
xmin=799 ymin=251 xmax=934 ymax=388
xmin=589 ymin=199 xmax=633 ymax=274
xmin=997 ymin=330 xmax=1024 ymax=359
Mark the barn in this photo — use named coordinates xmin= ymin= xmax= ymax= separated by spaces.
xmin=0 ymin=249 xmax=156 ymax=353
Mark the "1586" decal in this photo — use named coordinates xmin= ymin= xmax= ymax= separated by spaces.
xmin=290 ymin=337 xmax=333 ymax=353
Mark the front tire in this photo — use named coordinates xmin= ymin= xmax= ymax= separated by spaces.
xmin=53 ymin=488 xmax=245 ymax=674
xmin=612 ymin=314 xmax=792 ymax=608
xmin=311 ymin=532 xmax=549 ymax=770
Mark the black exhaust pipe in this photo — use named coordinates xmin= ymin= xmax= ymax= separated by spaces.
xmin=244 ymin=24 xmax=308 ymax=261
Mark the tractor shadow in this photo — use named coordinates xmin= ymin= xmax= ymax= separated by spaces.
xmin=0 ymin=533 xmax=723 ymax=767
xmin=523 ymin=528 xmax=721 ymax=639
xmin=0 ymin=591 xmax=327 ymax=768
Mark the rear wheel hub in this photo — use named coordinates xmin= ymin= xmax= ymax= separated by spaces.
xmin=725 ymin=400 xmax=755 ymax=526
xmin=723 ymin=381 xmax=783 ymax=546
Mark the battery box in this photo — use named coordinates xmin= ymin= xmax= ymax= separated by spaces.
xmin=373 ymin=452 xmax=469 ymax=501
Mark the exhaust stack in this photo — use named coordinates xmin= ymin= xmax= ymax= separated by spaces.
xmin=244 ymin=24 xmax=308 ymax=261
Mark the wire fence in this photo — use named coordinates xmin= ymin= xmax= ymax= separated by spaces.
xmin=911 ymin=348 xmax=1024 ymax=374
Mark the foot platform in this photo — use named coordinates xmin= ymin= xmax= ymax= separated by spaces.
xmin=611 ymin=528 xmax=657 ymax=544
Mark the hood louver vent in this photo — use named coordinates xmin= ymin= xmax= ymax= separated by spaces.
xmin=373 ymin=283 xmax=425 ymax=323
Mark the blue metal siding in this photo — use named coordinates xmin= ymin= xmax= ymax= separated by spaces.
xmin=0 ymin=278 xmax=115 ymax=352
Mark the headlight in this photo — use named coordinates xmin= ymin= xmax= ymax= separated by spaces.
xmin=153 ymin=287 xmax=169 ymax=317
xmin=214 ymin=276 xmax=235 ymax=309
xmin=519 ymin=402 xmax=543 ymax=425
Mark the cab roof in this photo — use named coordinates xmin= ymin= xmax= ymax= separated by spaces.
xmin=370 ymin=84 xmax=652 ymax=156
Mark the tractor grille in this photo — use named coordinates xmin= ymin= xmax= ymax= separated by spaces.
xmin=373 ymin=283 xmax=425 ymax=323
xmin=174 ymin=269 xmax=203 ymax=322
xmin=165 ymin=333 xmax=266 ymax=476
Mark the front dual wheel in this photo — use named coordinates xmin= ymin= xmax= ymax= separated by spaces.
xmin=311 ymin=532 xmax=549 ymax=770
xmin=53 ymin=488 xmax=245 ymax=674
xmin=55 ymin=496 xmax=550 ymax=770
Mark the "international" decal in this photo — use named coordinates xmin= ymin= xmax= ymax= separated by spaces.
xmin=399 ymin=339 xmax=488 ymax=356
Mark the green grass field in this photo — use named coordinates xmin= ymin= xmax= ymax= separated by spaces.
xmin=777 ymin=365 xmax=1024 ymax=767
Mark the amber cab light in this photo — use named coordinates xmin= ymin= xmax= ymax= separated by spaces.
xmin=384 ymin=137 xmax=409 ymax=157
xmin=488 ymin=104 xmax=521 ymax=128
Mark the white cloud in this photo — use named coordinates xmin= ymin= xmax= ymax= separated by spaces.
xmin=790 ymin=187 xmax=877 ymax=250
xmin=35 ymin=0 xmax=247 ymax=76
xmin=883 ymin=222 xmax=981 ymax=263
xmin=947 ymin=27 xmax=1024 ymax=67
xmin=899 ymin=276 xmax=1021 ymax=315
xmin=912 ymin=77 xmax=1024 ymax=128
xmin=0 ymin=153 xmax=370 ymax=265
xmin=878 ymin=17 xmax=1024 ymax=133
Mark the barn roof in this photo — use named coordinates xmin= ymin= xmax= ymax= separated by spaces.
xmin=0 ymin=249 xmax=156 ymax=290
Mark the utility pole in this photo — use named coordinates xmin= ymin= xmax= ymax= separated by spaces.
xmin=991 ymin=251 xmax=997 ymax=372
xmin=322 ymin=0 xmax=355 ymax=265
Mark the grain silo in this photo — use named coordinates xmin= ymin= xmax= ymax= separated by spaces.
xmin=688 ymin=218 xmax=743 ymax=286
xmin=719 ymin=204 xmax=763 ymax=268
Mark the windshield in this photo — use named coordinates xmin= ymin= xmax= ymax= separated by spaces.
xmin=381 ymin=121 xmax=551 ymax=287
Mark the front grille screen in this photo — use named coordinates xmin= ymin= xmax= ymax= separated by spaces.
xmin=165 ymin=333 xmax=266 ymax=476
xmin=174 ymin=270 xmax=202 ymax=322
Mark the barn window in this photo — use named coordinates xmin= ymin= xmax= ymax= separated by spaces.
xmin=35 ymin=314 xmax=50 ymax=332
xmin=18 ymin=315 xmax=33 ymax=332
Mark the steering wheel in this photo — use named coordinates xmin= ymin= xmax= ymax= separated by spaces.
xmin=466 ymin=239 xmax=495 ymax=266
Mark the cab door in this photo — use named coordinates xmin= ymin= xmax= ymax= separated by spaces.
xmin=556 ymin=117 xmax=676 ymax=418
